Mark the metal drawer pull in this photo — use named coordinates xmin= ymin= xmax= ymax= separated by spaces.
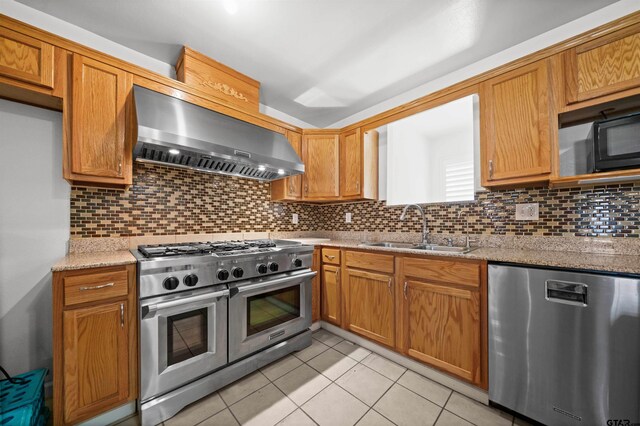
xmin=403 ymin=282 xmax=408 ymax=299
xmin=269 ymin=330 xmax=285 ymax=340
xmin=79 ymin=282 xmax=114 ymax=291
xmin=387 ymin=278 xmax=392 ymax=295
xmin=325 ymin=255 xmax=336 ymax=260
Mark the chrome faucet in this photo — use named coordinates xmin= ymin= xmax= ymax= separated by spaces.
xmin=400 ymin=204 xmax=429 ymax=244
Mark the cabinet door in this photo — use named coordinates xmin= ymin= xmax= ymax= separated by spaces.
xmin=286 ymin=130 xmax=303 ymax=198
xmin=321 ymin=264 xmax=341 ymax=325
xmin=344 ymin=268 xmax=394 ymax=347
xmin=481 ymin=59 xmax=551 ymax=185
xmin=302 ymin=133 xmax=340 ymax=199
xmin=271 ymin=131 xmax=303 ymax=200
xmin=63 ymin=301 xmax=129 ymax=423
xmin=0 ymin=27 xmax=54 ymax=88
xmin=340 ymin=128 xmax=362 ymax=198
xmin=70 ymin=55 xmax=131 ymax=183
xmin=311 ymin=247 xmax=321 ymax=322
xmin=400 ymin=279 xmax=481 ymax=385
xmin=564 ymin=23 xmax=640 ymax=104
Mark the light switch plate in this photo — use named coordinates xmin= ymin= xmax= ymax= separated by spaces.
xmin=292 ymin=213 xmax=299 ymax=224
xmin=345 ymin=212 xmax=352 ymax=223
xmin=515 ymin=203 xmax=539 ymax=221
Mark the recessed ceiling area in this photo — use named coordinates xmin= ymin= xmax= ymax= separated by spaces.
xmin=16 ymin=0 xmax=619 ymax=127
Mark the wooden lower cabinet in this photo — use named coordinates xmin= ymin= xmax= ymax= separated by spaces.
xmin=53 ymin=264 xmax=137 ymax=425
xmin=321 ymin=264 xmax=341 ymax=325
xmin=343 ymin=268 xmax=395 ymax=347
xmin=320 ymin=247 xmax=487 ymax=389
xmin=398 ymin=256 xmax=487 ymax=388
xmin=400 ymin=279 xmax=481 ymax=384
xmin=311 ymin=247 xmax=321 ymax=322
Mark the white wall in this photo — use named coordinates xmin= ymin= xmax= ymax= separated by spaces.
xmin=0 ymin=99 xmax=69 ymax=380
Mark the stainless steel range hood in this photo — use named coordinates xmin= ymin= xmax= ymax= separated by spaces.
xmin=132 ymin=85 xmax=304 ymax=181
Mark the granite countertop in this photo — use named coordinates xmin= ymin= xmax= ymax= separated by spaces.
xmin=51 ymin=250 xmax=137 ymax=272
xmin=320 ymin=240 xmax=640 ymax=275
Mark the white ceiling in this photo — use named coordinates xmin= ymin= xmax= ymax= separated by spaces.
xmin=17 ymin=0 xmax=618 ymax=127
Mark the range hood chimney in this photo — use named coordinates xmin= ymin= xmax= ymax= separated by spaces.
xmin=132 ymin=85 xmax=304 ymax=181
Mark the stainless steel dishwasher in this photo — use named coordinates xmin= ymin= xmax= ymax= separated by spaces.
xmin=489 ymin=264 xmax=640 ymax=426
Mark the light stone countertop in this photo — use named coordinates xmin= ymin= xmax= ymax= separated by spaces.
xmin=51 ymin=250 xmax=137 ymax=272
xmin=51 ymin=236 xmax=640 ymax=275
xmin=320 ymin=240 xmax=640 ymax=275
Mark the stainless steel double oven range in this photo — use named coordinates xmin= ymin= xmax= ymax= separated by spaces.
xmin=133 ymin=239 xmax=316 ymax=425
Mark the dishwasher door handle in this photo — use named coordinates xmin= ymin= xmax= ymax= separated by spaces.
xmin=545 ymin=280 xmax=588 ymax=306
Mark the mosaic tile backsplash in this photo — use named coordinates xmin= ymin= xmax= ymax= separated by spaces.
xmin=70 ymin=163 xmax=640 ymax=238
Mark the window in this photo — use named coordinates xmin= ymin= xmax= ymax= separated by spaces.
xmin=380 ymin=94 xmax=480 ymax=205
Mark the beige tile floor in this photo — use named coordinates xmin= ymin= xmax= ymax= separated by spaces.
xmin=117 ymin=329 xmax=530 ymax=426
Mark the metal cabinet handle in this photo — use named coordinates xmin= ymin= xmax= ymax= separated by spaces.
xmin=120 ymin=303 xmax=124 ymax=328
xmin=356 ymin=181 xmax=360 ymax=191
xmin=387 ymin=277 xmax=392 ymax=295
xmin=325 ymin=255 xmax=336 ymax=260
xmin=336 ymin=269 xmax=340 ymax=282
xmin=80 ymin=282 xmax=114 ymax=291
xmin=403 ymin=282 xmax=408 ymax=300
xmin=488 ymin=160 xmax=494 ymax=179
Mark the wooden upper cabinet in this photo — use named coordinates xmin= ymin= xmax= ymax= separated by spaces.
xmin=480 ymin=59 xmax=552 ymax=186
xmin=340 ymin=128 xmax=362 ymax=198
xmin=63 ymin=301 xmax=130 ymax=424
xmin=0 ymin=27 xmax=54 ymax=89
xmin=176 ymin=46 xmax=260 ymax=112
xmin=340 ymin=128 xmax=378 ymax=200
xmin=344 ymin=267 xmax=395 ymax=348
xmin=302 ymin=132 xmax=340 ymax=200
xmin=563 ymin=22 xmax=640 ymax=105
xmin=68 ymin=55 xmax=132 ymax=186
xmin=271 ymin=130 xmax=303 ymax=201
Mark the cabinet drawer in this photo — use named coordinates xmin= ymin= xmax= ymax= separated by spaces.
xmin=401 ymin=257 xmax=480 ymax=287
xmin=321 ymin=248 xmax=341 ymax=265
xmin=345 ymin=251 xmax=394 ymax=274
xmin=64 ymin=268 xmax=129 ymax=306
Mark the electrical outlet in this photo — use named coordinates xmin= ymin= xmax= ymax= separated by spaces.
xmin=345 ymin=212 xmax=352 ymax=223
xmin=292 ymin=213 xmax=299 ymax=224
xmin=515 ymin=203 xmax=539 ymax=221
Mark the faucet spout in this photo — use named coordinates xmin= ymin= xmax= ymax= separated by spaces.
xmin=399 ymin=204 xmax=429 ymax=244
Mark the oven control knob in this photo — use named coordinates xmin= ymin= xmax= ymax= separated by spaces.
xmin=293 ymin=258 xmax=303 ymax=268
xmin=183 ymin=274 xmax=198 ymax=287
xmin=232 ymin=267 xmax=244 ymax=278
xmin=268 ymin=262 xmax=279 ymax=272
xmin=163 ymin=276 xmax=179 ymax=290
xmin=257 ymin=263 xmax=268 ymax=274
xmin=217 ymin=269 xmax=230 ymax=281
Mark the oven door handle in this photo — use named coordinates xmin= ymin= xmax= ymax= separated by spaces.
xmin=144 ymin=289 xmax=229 ymax=316
xmin=233 ymin=270 xmax=317 ymax=295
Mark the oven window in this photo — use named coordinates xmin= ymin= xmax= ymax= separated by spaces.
xmin=247 ymin=286 xmax=300 ymax=336
xmin=167 ymin=308 xmax=208 ymax=366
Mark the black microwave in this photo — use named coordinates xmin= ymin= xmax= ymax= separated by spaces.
xmin=591 ymin=112 xmax=640 ymax=172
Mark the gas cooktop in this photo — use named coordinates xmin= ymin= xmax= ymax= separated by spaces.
xmin=137 ymin=239 xmax=284 ymax=258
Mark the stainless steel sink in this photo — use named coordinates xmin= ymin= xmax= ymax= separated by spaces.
xmin=413 ymin=244 xmax=476 ymax=253
xmin=359 ymin=241 xmax=476 ymax=253
xmin=359 ymin=241 xmax=417 ymax=249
